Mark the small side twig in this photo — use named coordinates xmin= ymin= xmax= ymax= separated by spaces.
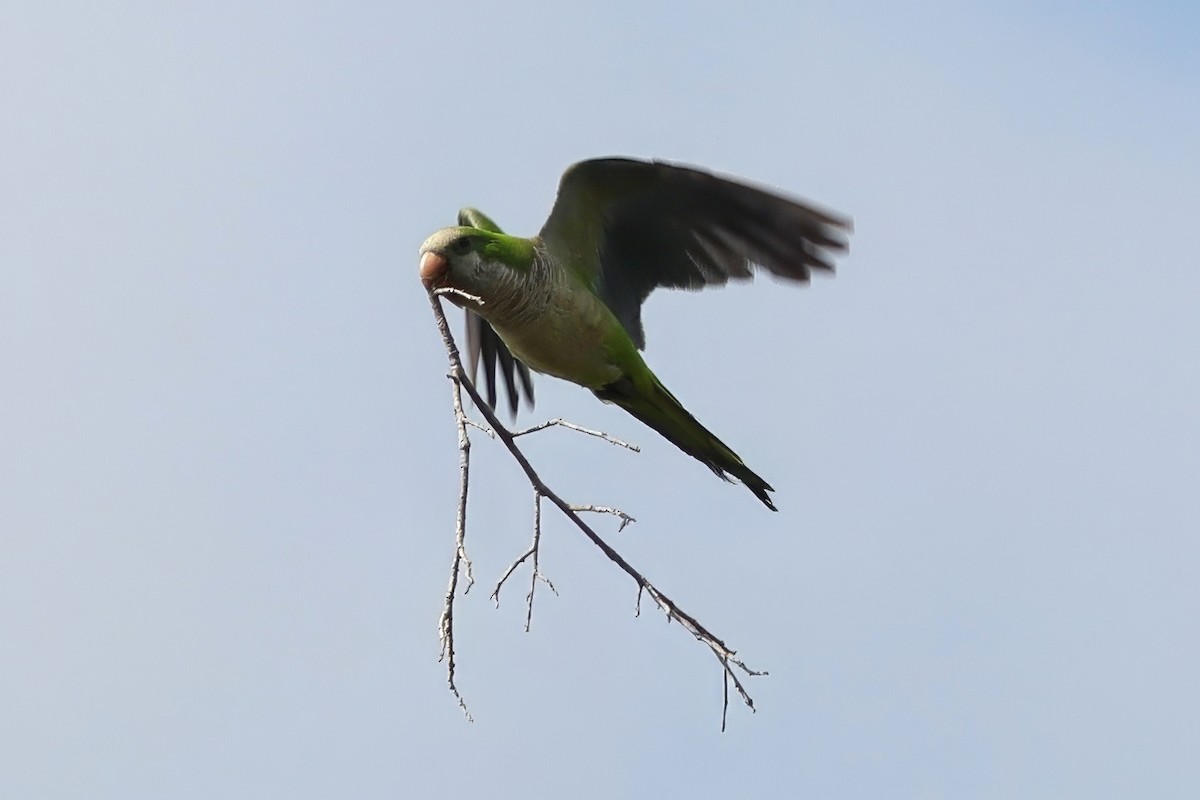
xmin=513 ymin=418 xmax=641 ymax=452
xmin=433 ymin=286 xmax=485 ymax=306
xmin=569 ymin=504 xmax=637 ymax=532
xmin=491 ymin=492 xmax=558 ymax=631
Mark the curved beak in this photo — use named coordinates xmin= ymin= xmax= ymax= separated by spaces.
xmin=419 ymin=251 xmax=449 ymax=289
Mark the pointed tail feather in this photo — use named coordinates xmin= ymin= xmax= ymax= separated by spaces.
xmin=594 ymin=374 xmax=777 ymax=510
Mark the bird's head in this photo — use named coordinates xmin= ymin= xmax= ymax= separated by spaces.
xmin=418 ymin=226 xmax=536 ymax=310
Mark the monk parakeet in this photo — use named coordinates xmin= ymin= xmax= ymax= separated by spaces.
xmin=419 ymin=158 xmax=851 ymax=510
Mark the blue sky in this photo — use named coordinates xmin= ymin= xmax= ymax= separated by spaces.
xmin=3 ymin=2 xmax=1198 ymax=797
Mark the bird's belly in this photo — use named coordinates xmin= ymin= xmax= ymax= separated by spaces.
xmin=494 ymin=307 xmax=621 ymax=390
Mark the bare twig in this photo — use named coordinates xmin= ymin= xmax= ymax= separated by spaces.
xmin=490 ymin=545 xmax=534 ymax=607
xmin=569 ymin=504 xmax=637 ymax=532
xmin=513 ymin=418 xmax=641 ymax=452
xmin=464 ymin=418 xmax=495 ymax=438
xmin=426 ymin=291 xmax=765 ymax=728
xmin=431 ymin=297 xmax=475 ymax=722
xmin=722 ymin=666 xmax=731 ymax=733
xmin=433 ymin=286 xmax=485 ymax=306
xmin=491 ymin=492 xmax=558 ymax=631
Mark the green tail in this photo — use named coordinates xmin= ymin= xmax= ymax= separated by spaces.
xmin=594 ymin=374 xmax=777 ymax=510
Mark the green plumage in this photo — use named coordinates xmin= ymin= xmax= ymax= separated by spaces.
xmin=593 ymin=371 xmax=776 ymax=510
xmin=420 ymin=157 xmax=851 ymax=509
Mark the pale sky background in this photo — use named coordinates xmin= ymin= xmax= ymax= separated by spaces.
xmin=3 ymin=1 xmax=1198 ymax=797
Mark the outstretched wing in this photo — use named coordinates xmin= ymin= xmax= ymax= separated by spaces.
xmin=457 ymin=208 xmax=535 ymax=416
xmin=538 ymin=158 xmax=852 ymax=349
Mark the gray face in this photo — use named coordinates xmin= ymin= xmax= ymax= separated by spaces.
xmin=419 ymin=227 xmax=497 ymax=309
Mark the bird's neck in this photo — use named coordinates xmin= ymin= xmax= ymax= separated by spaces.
xmin=479 ymin=247 xmax=566 ymax=328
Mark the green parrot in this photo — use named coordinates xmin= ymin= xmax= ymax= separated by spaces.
xmin=419 ymin=158 xmax=851 ymax=510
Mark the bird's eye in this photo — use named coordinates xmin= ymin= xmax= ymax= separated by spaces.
xmin=450 ymin=236 xmax=472 ymax=255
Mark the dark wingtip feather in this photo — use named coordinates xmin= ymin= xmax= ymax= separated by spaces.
xmin=727 ymin=464 xmax=777 ymax=511
xmin=463 ymin=313 xmax=536 ymax=417
xmin=465 ymin=312 xmax=483 ymax=383
xmin=746 ymin=478 xmax=778 ymax=511
xmin=517 ymin=362 xmax=535 ymax=408
xmin=478 ymin=321 xmax=499 ymax=411
xmin=495 ymin=344 xmax=521 ymax=418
